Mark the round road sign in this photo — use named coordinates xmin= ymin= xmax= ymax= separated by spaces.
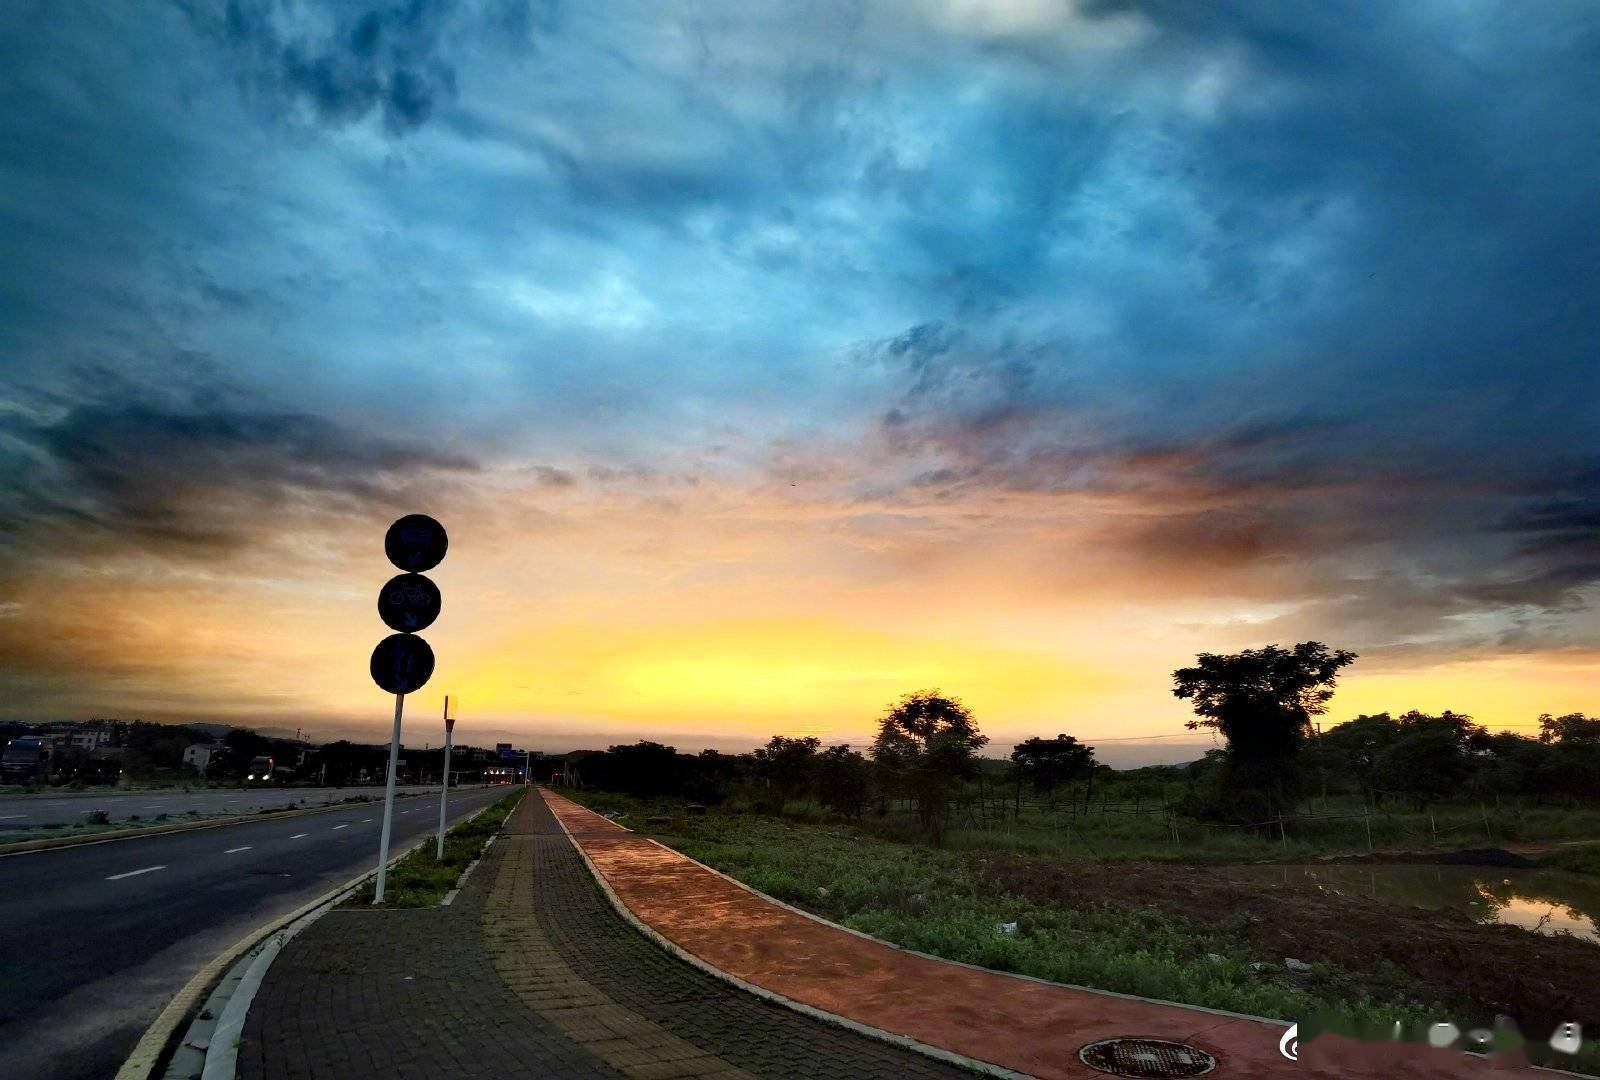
xmin=385 ymin=514 xmax=448 ymax=573
xmin=377 ymin=572 xmax=441 ymax=633
xmin=370 ymin=633 xmax=435 ymax=695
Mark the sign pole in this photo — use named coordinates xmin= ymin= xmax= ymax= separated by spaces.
xmin=436 ymin=696 xmax=455 ymax=860
xmin=373 ymin=691 xmax=405 ymax=904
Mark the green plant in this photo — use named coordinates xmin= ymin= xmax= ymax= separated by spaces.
xmin=345 ymin=790 xmax=524 ymax=907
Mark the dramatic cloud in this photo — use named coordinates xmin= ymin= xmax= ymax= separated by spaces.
xmin=0 ymin=0 xmax=1595 ymax=751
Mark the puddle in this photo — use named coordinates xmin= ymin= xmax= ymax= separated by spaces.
xmin=1223 ymin=863 xmax=1600 ymax=943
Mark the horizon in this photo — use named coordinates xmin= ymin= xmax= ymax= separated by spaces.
xmin=2 ymin=3 xmax=1596 ymax=763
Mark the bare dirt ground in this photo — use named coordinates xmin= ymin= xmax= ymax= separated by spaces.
xmin=977 ymin=854 xmax=1599 ymax=1035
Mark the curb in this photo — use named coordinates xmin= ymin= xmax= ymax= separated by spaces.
xmin=549 ymin=793 xmax=1595 ymax=1080
xmin=117 ymin=792 xmax=507 ymax=1080
xmin=0 ymin=790 xmax=457 ymax=857
xmin=540 ymin=788 xmax=1034 ymax=1080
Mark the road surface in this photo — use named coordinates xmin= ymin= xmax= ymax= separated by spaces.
xmin=0 ymin=784 xmax=511 ymax=1080
xmin=0 ymin=784 xmax=445 ymax=829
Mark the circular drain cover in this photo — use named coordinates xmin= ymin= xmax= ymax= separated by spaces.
xmin=1078 ymin=1038 xmax=1217 ymax=1078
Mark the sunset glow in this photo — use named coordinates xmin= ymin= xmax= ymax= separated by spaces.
xmin=2 ymin=3 xmax=1595 ymax=764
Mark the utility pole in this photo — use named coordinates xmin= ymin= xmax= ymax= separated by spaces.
xmin=436 ymin=696 xmax=455 ymax=860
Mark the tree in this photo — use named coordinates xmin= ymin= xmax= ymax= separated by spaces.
xmin=1317 ymin=712 xmax=1402 ymax=803
xmin=1172 ymin=641 xmax=1356 ymax=820
xmin=751 ymin=735 xmax=821 ymax=807
xmin=596 ymin=741 xmax=682 ymax=796
xmin=1538 ymin=712 xmax=1600 ymax=744
xmin=1370 ymin=711 xmax=1486 ymax=809
xmin=1009 ymin=734 xmax=1096 ymax=809
xmin=1532 ymin=714 xmax=1600 ymax=804
xmin=870 ymin=690 xmax=987 ymax=844
xmin=814 ymin=744 xmax=872 ymax=819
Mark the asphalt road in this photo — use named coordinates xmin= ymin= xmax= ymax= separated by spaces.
xmin=0 ymin=785 xmax=446 ymax=828
xmin=0 ymin=784 xmax=513 ymax=1080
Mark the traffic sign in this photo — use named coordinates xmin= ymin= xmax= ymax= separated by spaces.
xmin=385 ymin=514 xmax=448 ymax=573
xmin=371 ymin=513 xmax=446 ymax=905
xmin=377 ymin=572 xmax=441 ymax=633
xmin=370 ymin=633 xmax=435 ymax=694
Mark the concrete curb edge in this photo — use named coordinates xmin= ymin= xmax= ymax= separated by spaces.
xmin=116 ymin=792 xmax=507 ymax=1080
xmin=541 ymin=787 xmax=1035 ymax=1080
xmin=549 ymin=792 xmax=1596 ymax=1080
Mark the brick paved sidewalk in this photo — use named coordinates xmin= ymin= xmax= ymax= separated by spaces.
xmin=543 ymin=788 xmax=1550 ymax=1080
xmin=238 ymin=792 xmax=973 ymax=1079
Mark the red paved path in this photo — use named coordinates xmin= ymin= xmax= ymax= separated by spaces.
xmin=541 ymin=789 xmax=1548 ymax=1079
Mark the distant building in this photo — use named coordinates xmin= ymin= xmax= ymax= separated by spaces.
xmin=183 ymin=744 xmax=228 ymax=775
xmin=70 ymin=725 xmax=115 ymax=752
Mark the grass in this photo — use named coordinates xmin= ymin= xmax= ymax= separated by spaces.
xmin=1545 ymin=843 xmax=1600 ymax=876
xmin=838 ymin=795 xmax=1600 ymax=865
xmin=344 ymin=789 xmax=524 ymax=908
xmin=562 ymin=791 xmax=1448 ymax=1031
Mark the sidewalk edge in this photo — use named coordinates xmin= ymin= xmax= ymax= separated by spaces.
xmin=543 ymin=788 xmax=1036 ymax=1080
xmin=117 ymin=795 xmax=500 ymax=1080
xmin=547 ymin=791 xmax=1595 ymax=1080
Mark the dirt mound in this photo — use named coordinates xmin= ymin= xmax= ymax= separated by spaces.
xmin=977 ymin=854 xmax=1598 ymax=1035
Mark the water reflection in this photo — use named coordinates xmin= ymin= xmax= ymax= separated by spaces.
xmin=1224 ymin=863 xmax=1600 ymax=943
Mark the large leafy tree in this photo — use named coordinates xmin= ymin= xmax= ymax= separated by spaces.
xmin=1009 ymin=734 xmax=1096 ymax=807
xmin=871 ymin=690 xmax=987 ymax=844
xmin=1173 ymin=641 xmax=1356 ymax=820
xmin=1370 ymin=711 xmax=1487 ymax=809
xmin=752 ymin=735 xmax=821 ymax=806
xmin=814 ymin=744 xmax=872 ymax=819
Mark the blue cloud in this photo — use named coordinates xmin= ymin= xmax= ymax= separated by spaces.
xmin=0 ymin=0 xmax=1596 ymax=657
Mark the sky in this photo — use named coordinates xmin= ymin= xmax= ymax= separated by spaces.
xmin=1 ymin=1 xmax=1596 ymax=766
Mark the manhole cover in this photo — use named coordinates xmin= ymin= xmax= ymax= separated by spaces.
xmin=1078 ymin=1037 xmax=1217 ymax=1078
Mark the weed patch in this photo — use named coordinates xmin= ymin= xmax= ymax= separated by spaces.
xmin=345 ymin=790 xmax=524 ymax=908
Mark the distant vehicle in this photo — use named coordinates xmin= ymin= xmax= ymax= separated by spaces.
xmin=2 ymin=736 xmax=57 ymax=784
xmin=245 ymin=755 xmax=276 ymax=785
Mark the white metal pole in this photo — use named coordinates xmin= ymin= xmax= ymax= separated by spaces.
xmin=373 ymin=692 xmax=405 ymax=904
xmin=436 ymin=699 xmax=455 ymax=860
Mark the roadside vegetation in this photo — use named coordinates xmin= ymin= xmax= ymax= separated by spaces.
xmin=345 ymin=789 xmax=524 ymax=908
xmin=546 ymin=640 xmax=1599 ymax=1068
xmin=567 ymin=788 xmax=1598 ymax=1071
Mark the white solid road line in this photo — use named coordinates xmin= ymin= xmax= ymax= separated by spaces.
xmin=289 ymin=833 xmax=309 ymax=839
xmin=331 ymin=824 xmax=349 ymax=830
xmin=224 ymin=846 xmax=252 ymax=853
xmin=0 ymin=814 xmax=24 ymax=820
xmin=107 ymin=865 xmax=165 ymax=881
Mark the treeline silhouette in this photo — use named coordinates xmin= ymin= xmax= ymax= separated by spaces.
xmin=547 ymin=645 xmax=1599 ymax=836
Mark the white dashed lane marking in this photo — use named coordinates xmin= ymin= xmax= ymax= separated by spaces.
xmin=224 ymin=846 xmax=251 ymax=853
xmin=106 ymin=866 xmax=165 ymax=881
xmin=331 ymin=824 xmax=349 ymax=830
xmin=289 ymin=833 xmax=309 ymax=839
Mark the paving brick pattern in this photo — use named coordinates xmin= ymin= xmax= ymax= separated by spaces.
xmin=519 ymin=794 xmax=972 ymax=1080
xmin=238 ymin=794 xmax=974 ymax=1079
xmin=238 ymin=832 xmax=623 ymax=1080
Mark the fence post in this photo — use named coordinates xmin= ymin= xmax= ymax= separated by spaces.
xmin=1279 ymin=818 xmax=1287 ymax=850
xmin=1481 ymin=802 xmax=1492 ymax=841
xmin=1428 ymin=810 xmax=1436 ymax=846
xmin=1364 ymin=813 xmax=1373 ymax=853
